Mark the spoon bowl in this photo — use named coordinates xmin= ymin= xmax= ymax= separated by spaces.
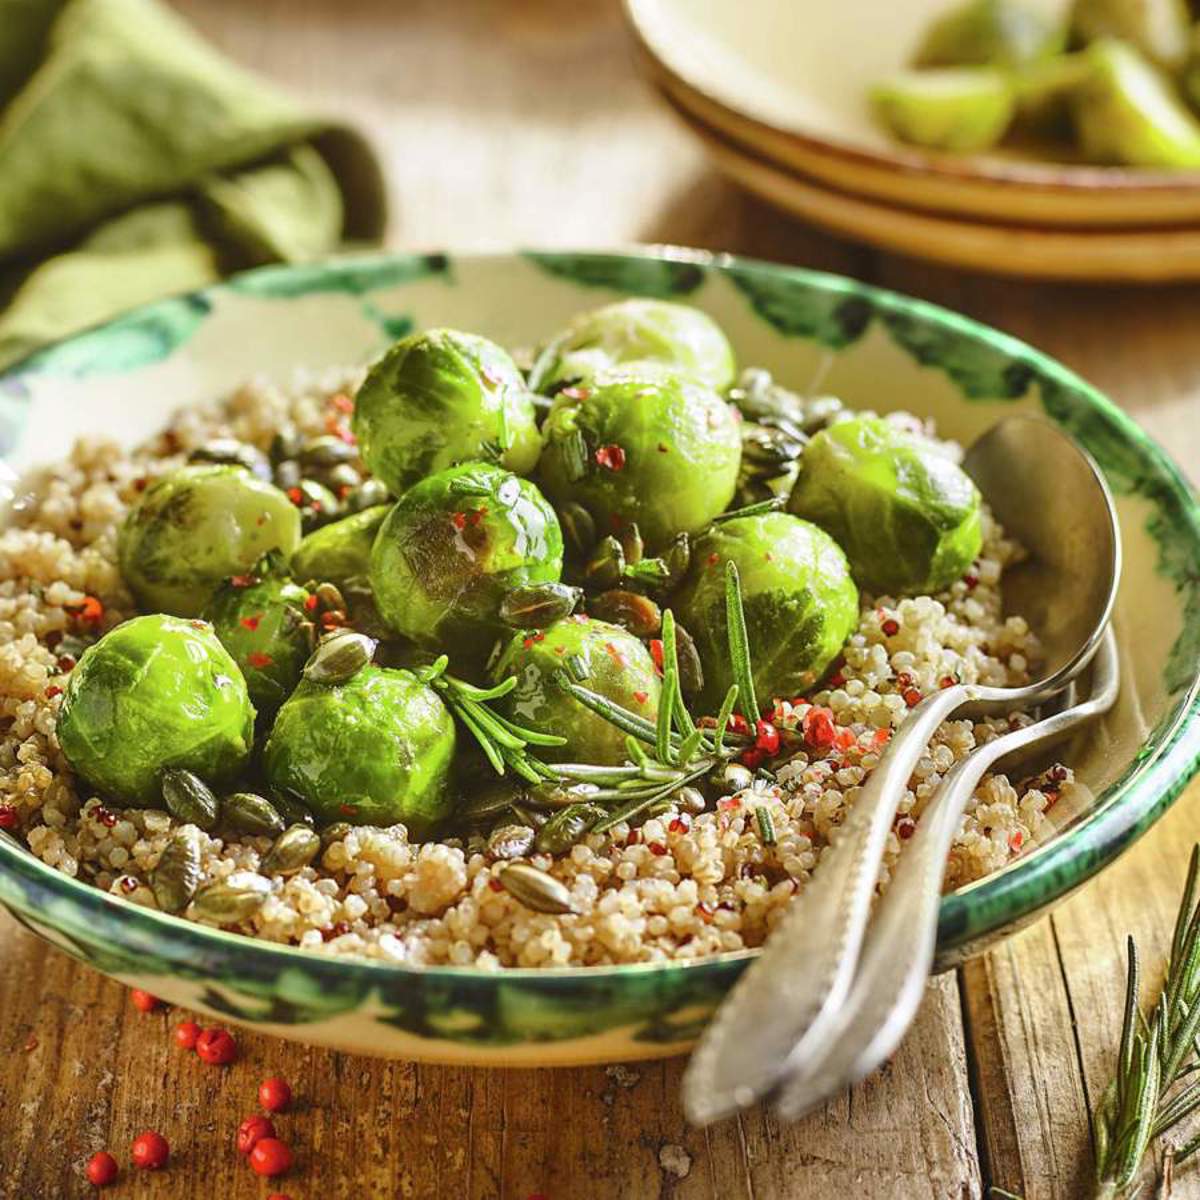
xmin=683 ymin=414 xmax=1122 ymax=1126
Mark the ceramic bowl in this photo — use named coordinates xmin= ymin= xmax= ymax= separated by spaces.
xmin=0 ymin=249 xmax=1197 ymax=1066
xmin=625 ymin=0 xmax=1200 ymax=230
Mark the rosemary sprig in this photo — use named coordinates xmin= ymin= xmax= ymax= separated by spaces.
xmin=1093 ymin=845 xmax=1200 ymax=1198
xmin=724 ymin=560 xmax=760 ymax=723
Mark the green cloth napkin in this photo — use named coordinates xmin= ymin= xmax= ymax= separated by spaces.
xmin=0 ymin=0 xmax=386 ymax=369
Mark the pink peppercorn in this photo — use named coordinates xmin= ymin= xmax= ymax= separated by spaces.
xmin=195 ymin=1027 xmax=237 ymax=1066
xmin=258 ymin=1077 xmax=292 ymax=1113
xmin=85 ymin=1151 xmax=119 ymax=1187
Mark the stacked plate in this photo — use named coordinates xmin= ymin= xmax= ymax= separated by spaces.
xmin=624 ymin=0 xmax=1200 ymax=281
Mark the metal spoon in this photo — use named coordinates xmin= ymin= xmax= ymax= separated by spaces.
xmin=682 ymin=414 xmax=1121 ymax=1126
xmin=774 ymin=624 xmax=1119 ymax=1119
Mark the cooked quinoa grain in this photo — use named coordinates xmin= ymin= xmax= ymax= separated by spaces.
xmin=0 ymin=369 xmax=1075 ymax=967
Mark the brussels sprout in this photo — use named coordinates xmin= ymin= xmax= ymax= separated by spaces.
xmin=1070 ymin=38 xmax=1200 ymax=167
xmin=262 ymin=665 xmax=456 ymax=832
xmin=914 ymin=0 xmax=1066 ymax=69
xmin=789 ymin=415 xmax=983 ymax=596
xmin=492 ymin=617 xmax=661 ymax=765
xmin=118 ymin=465 xmax=301 ymax=617
xmin=872 ymin=67 xmax=1017 ymax=152
xmin=204 ymin=560 xmax=313 ymax=713
xmin=290 ymin=504 xmax=390 ymax=588
xmin=1070 ymin=0 xmax=1189 ymax=71
xmin=674 ymin=514 xmax=858 ymax=711
xmin=537 ymin=365 xmax=742 ymax=550
xmin=529 ymin=299 xmax=736 ymax=393
xmin=369 ymin=462 xmax=564 ymax=664
xmin=352 ymin=329 xmax=542 ymax=496
xmin=57 ymin=614 xmax=255 ymax=806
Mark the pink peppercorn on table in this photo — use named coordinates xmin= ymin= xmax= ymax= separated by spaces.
xmin=2 ymin=2 xmax=1200 ymax=1197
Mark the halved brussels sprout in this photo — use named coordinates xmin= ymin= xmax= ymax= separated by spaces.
xmin=914 ymin=0 xmax=1066 ymax=69
xmin=529 ymin=299 xmax=736 ymax=393
xmin=369 ymin=462 xmax=564 ymax=665
xmin=537 ymin=364 xmax=742 ymax=550
xmin=117 ymin=464 xmax=301 ymax=617
xmin=872 ymin=67 xmax=1017 ymax=152
xmin=57 ymin=614 xmax=255 ymax=806
xmin=1070 ymin=0 xmax=1190 ymax=71
xmin=674 ymin=513 xmax=858 ymax=711
xmin=1070 ymin=38 xmax=1200 ymax=167
xmin=352 ymin=329 xmax=542 ymax=497
xmin=492 ymin=617 xmax=661 ymax=764
xmin=290 ymin=504 xmax=390 ymax=588
xmin=262 ymin=665 xmax=455 ymax=832
xmin=204 ymin=557 xmax=313 ymax=713
xmin=789 ymin=415 xmax=983 ymax=596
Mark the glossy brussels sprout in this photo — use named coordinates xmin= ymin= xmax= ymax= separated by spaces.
xmin=57 ymin=614 xmax=255 ymax=806
xmin=352 ymin=329 xmax=542 ymax=496
xmin=118 ymin=465 xmax=301 ymax=617
xmin=290 ymin=504 xmax=390 ymax=588
xmin=529 ymin=299 xmax=736 ymax=393
xmin=204 ymin=558 xmax=313 ymax=713
xmin=1071 ymin=39 xmax=1200 ymax=168
xmin=1070 ymin=0 xmax=1189 ymax=71
xmin=262 ymin=665 xmax=455 ymax=832
xmin=537 ymin=364 xmax=742 ymax=550
xmin=789 ymin=415 xmax=983 ymax=596
xmin=914 ymin=0 xmax=1065 ymax=69
xmin=370 ymin=462 xmax=564 ymax=663
xmin=871 ymin=68 xmax=1016 ymax=152
xmin=674 ymin=514 xmax=858 ymax=711
xmin=492 ymin=616 xmax=661 ymax=764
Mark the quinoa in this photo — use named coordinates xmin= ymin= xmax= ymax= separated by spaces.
xmin=0 ymin=368 xmax=1076 ymax=968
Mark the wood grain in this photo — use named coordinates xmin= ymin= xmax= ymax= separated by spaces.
xmin=1 ymin=0 xmax=1199 ymax=1196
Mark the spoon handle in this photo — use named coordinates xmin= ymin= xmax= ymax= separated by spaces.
xmin=681 ymin=683 xmax=969 ymax=1126
xmin=772 ymin=627 xmax=1120 ymax=1121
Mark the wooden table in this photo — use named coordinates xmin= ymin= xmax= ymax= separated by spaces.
xmin=3 ymin=2 xmax=1199 ymax=1196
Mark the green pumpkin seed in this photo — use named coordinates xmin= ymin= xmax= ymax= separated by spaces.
xmin=677 ymin=786 xmax=707 ymax=815
xmin=299 ymin=434 xmax=359 ymax=467
xmin=662 ymin=533 xmax=691 ymax=589
xmin=617 ymin=522 xmax=644 ymax=567
xmin=274 ymin=460 xmax=302 ymax=491
xmin=348 ymin=478 xmax=390 ymax=512
xmin=315 ymin=581 xmax=347 ymax=614
xmin=499 ymin=582 xmax=582 ymax=629
xmin=319 ymin=821 xmax=354 ymax=849
xmin=322 ymin=463 xmax=362 ymax=493
xmin=712 ymin=762 xmax=754 ymax=795
xmin=303 ymin=630 xmax=376 ymax=684
xmin=498 ymin=863 xmax=577 ymax=915
xmin=189 ymin=439 xmax=271 ymax=480
xmin=191 ymin=875 xmax=272 ymax=924
xmin=527 ymin=781 xmax=601 ymax=809
xmin=150 ymin=830 xmax=201 ymax=914
xmin=223 ymin=792 xmax=285 ymax=837
xmin=559 ymin=501 xmax=597 ymax=558
xmin=674 ymin=623 xmax=705 ymax=698
xmin=487 ymin=823 xmax=536 ymax=861
xmin=297 ymin=479 xmax=340 ymax=526
xmin=270 ymin=427 xmax=304 ymax=463
xmin=272 ymin=790 xmax=316 ymax=829
xmin=261 ymin=824 xmax=322 ymax=876
xmin=535 ymin=802 xmax=607 ymax=855
xmin=586 ymin=589 xmax=662 ymax=638
xmin=510 ymin=802 xmax=548 ymax=829
xmin=584 ymin=536 xmax=625 ymax=591
xmin=160 ymin=768 xmax=220 ymax=832
xmin=460 ymin=781 xmax=527 ymax=822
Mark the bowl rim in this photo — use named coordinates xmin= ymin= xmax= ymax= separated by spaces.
xmin=623 ymin=0 xmax=1200 ymax=199
xmin=0 ymin=244 xmax=1198 ymax=986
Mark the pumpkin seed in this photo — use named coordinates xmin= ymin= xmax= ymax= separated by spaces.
xmin=712 ymin=762 xmax=754 ymax=795
xmin=303 ymin=630 xmax=376 ymax=684
xmin=586 ymin=589 xmax=661 ymax=637
xmin=487 ymin=823 xmax=536 ymax=861
xmin=223 ymin=792 xmax=285 ymax=837
xmin=535 ymin=802 xmax=607 ymax=855
xmin=150 ymin=830 xmax=201 ymax=914
xmin=273 ymin=459 xmax=302 ymax=491
xmin=299 ymin=434 xmax=359 ymax=468
xmin=322 ymin=463 xmax=362 ymax=493
xmin=559 ymin=501 xmax=597 ymax=558
xmin=347 ymin=478 xmax=390 ymax=512
xmin=272 ymin=790 xmax=316 ymax=829
xmin=499 ymin=582 xmax=582 ymax=629
xmin=662 ymin=533 xmax=691 ymax=589
xmin=261 ymin=824 xmax=322 ymax=876
xmin=160 ymin=768 xmax=220 ymax=831
xmin=741 ymin=423 xmax=805 ymax=467
xmin=189 ymin=438 xmax=271 ymax=480
xmin=270 ymin=427 xmax=304 ymax=463
xmin=460 ymin=781 xmax=527 ymax=822
xmin=315 ymin=581 xmax=347 ymax=614
xmin=617 ymin=522 xmax=644 ymax=567
xmin=526 ymin=781 xmax=601 ymax=809
xmin=191 ymin=875 xmax=272 ymax=924
xmin=677 ymin=786 xmax=707 ymax=815
xmin=320 ymin=821 xmax=354 ymax=848
xmin=297 ymin=479 xmax=339 ymax=525
xmin=510 ymin=802 xmax=548 ymax=829
xmin=584 ymin=536 xmax=625 ymax=591
xmin=498 ymin=863 xmax=577 ymax=915
xmin=674 ymin=623 xmax=704 ymax=698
